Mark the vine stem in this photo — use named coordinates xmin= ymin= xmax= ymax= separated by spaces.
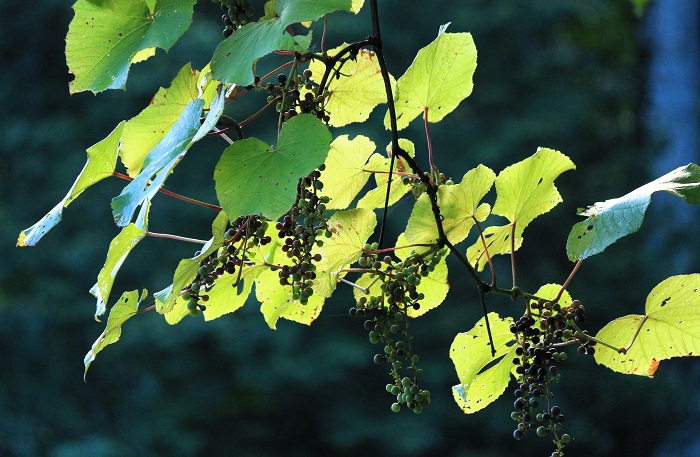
xmin=622 ymin=315 xmax=649 ymax=354
xmin=424 ymin=108 xmax=436 ymax=172
xmin=569 ymin=322 xmax=627 ymax=353
xmin=338 ymin=277 xmax=369 ymax=294
xmin=555 ymin=259 xmax=583 ymax=303
xmin=112 ymin=172 xmax=222 ymax=212
xmin=369 ymin=0 xmax=494 ymax=355
xmin=146 ymin=231 xmax=208 ymax=245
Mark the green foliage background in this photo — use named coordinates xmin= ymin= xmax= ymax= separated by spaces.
xmin=3 ymin=1 xmax=699 ymax=456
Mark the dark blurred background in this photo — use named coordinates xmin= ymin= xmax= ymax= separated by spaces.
xmin=3 ymin=1 xmax=699 ymax=456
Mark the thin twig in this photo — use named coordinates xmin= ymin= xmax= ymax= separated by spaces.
xmin=146 ymin=231 xmax=208 ymax=244
xmin=112 ymin=172 xmax=222 ymax=212
xmin=555 ymin=259 xmax=583 ymax=303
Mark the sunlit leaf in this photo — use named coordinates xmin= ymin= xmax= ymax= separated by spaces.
xmin=384 ymin=24 xmax=477 ymax=130
xmin=211 ymin=0 xmax=352 ymax=84
xmin=316 ymin=135 xmax=377 ymax=210
xmin=256 ymin=268 xmax=326 ymax=329
xmin=595 ymin=274 xmax=700 ymax=377
xmin=356 ymin=139 xmax=415 ymax=209
xmin=450 ymin=312 xmax=517 ymax=413
xmin=203 ymin=266 xmax=266 ymax=321
xmin=400 ymin=165 xmax=495 ymax=255
xmin=66 ymin=0 xmax=196 ymax=93
xmin=84 ymin=289 xmax=148 ymax=378
xmin=17 ymin=122 xmax=123 ymax=247
xmin=111 ymin=98 xmax=204 ymax=226
xmin=409 ymin=254 xmax=449 ymax=317
xmin=467 ymin=148 xmax=574 ymax=271
xmin=312 ymin=208 xmax=376 ymax=298
xmin=309 ymin=44 xmax=395 ymax=127
xmin=91 ymin=204 xmax=150 ymax=320
xmin=156 ymin=211 xmax=230 ymax=316
xmin=214 ymin=114 xmax=332 ymax=222
xmin=567 ymin=163 xmax=700 ymax=261
xmin=533 ymin=283 xmax=572 ymax=308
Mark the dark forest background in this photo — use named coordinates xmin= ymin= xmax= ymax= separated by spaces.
xmin=2 ymin=1 xmax=699 ymax=456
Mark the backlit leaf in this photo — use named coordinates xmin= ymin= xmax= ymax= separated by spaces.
xmin=256 ymin=268 xmax=325 ymax=329
xmin=214 ymin=114 xmax=332 ymax=222
xmin=385 ymin=24 xmax=477 ymax=130
xmin=67 ymin=0 xmax=196 ymax=93
xmin=595 ymin=274 xmax=700 ymax=377
xmin=309 ymin=44 xmax=395 ymax=127
xmin=17 ymin=122 xmax=123 ymax=247
xmin=356 ymin=139 xmax=415 ymax=209
xmin=467 ymin=148 xmax=574 ymax=270
xmin=316 ymin=135 xmax=377 ymax=210
xmin=84 ymin=289 xmax=147 ymax=378
xmin=567 ymin=163 xmax=700 ymax=261
xmin=450 ymin=312 xmax=516 ymax=413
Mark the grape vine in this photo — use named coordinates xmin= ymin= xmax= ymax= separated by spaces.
xmin=18 ymin=1 xmax=700 ymax=456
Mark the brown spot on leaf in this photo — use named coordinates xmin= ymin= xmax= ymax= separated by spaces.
xmin=648 ymin=358 xmax=660 ymax=376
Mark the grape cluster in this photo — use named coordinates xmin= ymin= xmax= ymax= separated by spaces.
xmin=351 ymin=249 xmax=447 ymax=413
xmin=275 ymin=166 xmax=331 ymax=304
xmin=214 ymin=0 xmax=254 ymax=38
xmin=182 ymin=215 xmax=270 ymax=315
xmin=509 ymin=298 xmax=593 ymax=455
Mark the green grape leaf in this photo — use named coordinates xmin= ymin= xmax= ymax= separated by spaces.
xmin=309 ymin=45 xmax=395 ymax=127
xmin=312 ymin=208 xmax=377 ymax=298
xmin=350 ymin=0 xmax=365 ymax=13
xmin=400 ymin=165 xmax=495 ymax=255
xmin=533 ymin=283 xmax=572 ymax=308
xmin=66 ymin=0 xmax=196 ymax=93
xmin=384 ymin=24 xmax=477 ymax=130
xmin=211 ymin=0 xmax=352 ymax=84
xmin=157 ymin=211 xmax=230 ymax=316
xmin=17 ymin=122 xmax=123 ymax=247
xmin=356 ymin=139 xmax=416 ymax=210
xmin=316 ymin=135 xmax=377 ymax=210
xmin=467 ymin=148 xmax=574 ymax=271
xmin=111 ymin=98 xmax=204 ymax=226
xmin=202 ymin=266 xmax=265 ymax=321
xmin=214 ymin=114 xmax=332 ymax=222
xmin=256 ymin=268 xmax=326 ymax=329
xmin=566 ymin=163 xmax=700 ymax=261
xmin=84 ymin=289 xmax=148 ymax=378
xmin=450 ymin=312 xmax=517 ymax=413
xmin=594 ymin=274 xmax=700 ymax=377
xmin=91 ymin=204 xmax=150 ymax=320
xmin=119 ymin=63 xmax=214 ymax=177
xmin=409 ymin=254 xmax=449 ymax=317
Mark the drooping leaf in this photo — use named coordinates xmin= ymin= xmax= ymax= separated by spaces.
xmin=211 ymin=0 xmax=352 ymax=85
xmin=111 ymin=98 xmax=204 ymax=226
xmin=467 ymin=148 xmax=575 ymax=271
xmin=398 ymin=165 xmax=495 ymax=256
xmin=17 ymin=122 xmax=123 ymax=247
xmin=119 ymin=63 xmax=210 ymax=177
xmin=594 ymin=274 xmax=700 ymax=377
xmin=315 ymin=135 xmax=377 ymax=210
xmin=256 ymin=268 xmax=326 ymax=329
xmin=214 ymin=114 xmax=332 ymax=222
xmin=84 ymin=289 xmax=148 ymax=378
xmin=384 ymin=24 xmax=477 ymax=130
xmin=450 ymin=312 xmax=517 ymax=413
xmin=312 ymin=208 xmax=377 ymax=298
xmin=309 ymin=44 xmax=395 ymax=127
xmin=91 ymin=204 xmax=150 ymax=320
xmin=157 ymin=211 xmax=230 ymax=316
xmin=66 ymin=0 xmax=196 ymax=93
xmin=356 ymin=139 xmax=416 ymax=209
xmin=566 ymin=163 xmax=700 ymax=261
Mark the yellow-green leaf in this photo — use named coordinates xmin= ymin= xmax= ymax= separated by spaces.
xmin=356 ymin=139 xmax=415 ymax=209
xmin=409 ymin=254 xmax=449 ymax=317
xmin=595 ymin=274 xmax=700 ymax=377
xmin=450 ymin=312 xmax=516 ymax=413
xmin=256 ymin=268 xmax=326 ymax=329
xmin=84 ymin=289 xmax=147 ymax=378
xmin=384 ymin=24 xmax=477 ymax=130
xmin=309 ymin=45 xmax=395 ymax=127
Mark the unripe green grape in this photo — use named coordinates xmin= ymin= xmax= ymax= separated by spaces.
xmin=401 ymin=377 xmax=411 ymax=388
xmin=390 ymin=385 xmax=401 ymax=396
xmin=413 ymin=405 xmax=423 ymax=414
xmin=391 ymin=403 xmax=401 ymax=413
xmin=536 ymin=426 xmax=548 ymax=437
xmin=561 ymin=434 xmax=571 ymax=444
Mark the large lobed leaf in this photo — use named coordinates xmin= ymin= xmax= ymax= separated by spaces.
xmin=214 ymin=114 xmax=332 ymax=222
xmin=211 ymin=0 xmax=353 ymax=85
xmin=385 ymin=24 xmax=477 ymax=130
xmin=450 ymin=312 xmax=516 ymax=414
xmin=467 ymin=148 xmax=575 ymax=271
xmin=309 ymin=44 xmax=395 ymax=127
xmin=66 ymin=0 xmax=196 ymax=93
xmin=595 ymin=274 xmax=700 ymax=377
xmin=567 ymin=163 xmax=700 ymax=261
